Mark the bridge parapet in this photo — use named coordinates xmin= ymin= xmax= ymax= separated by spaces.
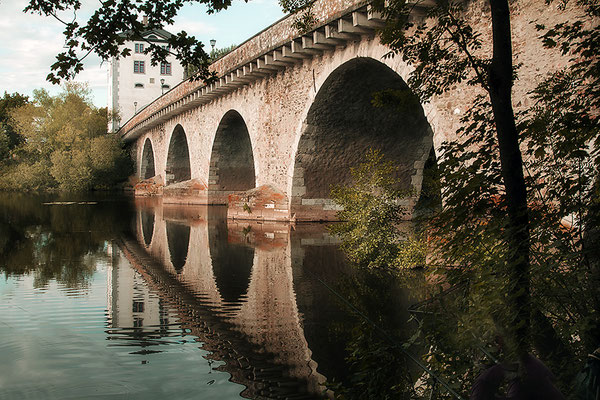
xmin=118 ymin=0 xmax=411 ymax=141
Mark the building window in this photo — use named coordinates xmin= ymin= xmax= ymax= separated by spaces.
xmin=132 ymin=301 xmax=145 ymax=313
xmin=134 ymin=83 xmax=144 ymax=88
xmin=160 ymin=62 xmax=172 ymax=75
xmin=133 ymin=317 xmax=144 ymax=328
xmin=135 ymin=43 xmax=144 ymax=53
xmin=134 ymin=61 xmax=145 ymax=74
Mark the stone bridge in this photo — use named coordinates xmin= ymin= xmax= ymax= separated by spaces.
xmin=120 ymin=0 xmax=572 ymax=221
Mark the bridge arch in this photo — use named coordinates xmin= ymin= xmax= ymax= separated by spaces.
xmin=165 ymin=124 xmax=192 ymax=185
xmin=208 ymin=209 xmax=255 ymax=304
xmin=166 ymin=220 xmax=191 ymax=274
xmin=141 ymin=209 xmax=155 ymax=247
xmin=208 ymin=110 xmax=256 ymax=204
xmin=139 ymin=138 xmax=156 ymax=180
xmin=290 ymin=57 xmax=434 ymax=220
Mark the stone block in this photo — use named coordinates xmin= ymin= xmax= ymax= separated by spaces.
xmin=292 ymin=186 xmax=306 ymax=197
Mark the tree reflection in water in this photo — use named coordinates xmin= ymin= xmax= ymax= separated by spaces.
xmin=0 ymin=193 xmax=132 ymax=288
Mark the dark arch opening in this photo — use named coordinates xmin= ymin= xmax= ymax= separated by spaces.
xmin=208 ymin=110 xmax=256 ymax=204
xmin=165 ymin=125 xmax=192 ymax=185
xmin=141 ymin=210 xmax=155 ymax=247
xmin=291 ymin=57 xmax=433 ymax=219
xmin=166 ymin=221 xmax=190 ymax=274
xmin=208 ymin=206 xmax=254 ymax=303
xmin=140 ymin=138 xmax=156 ymax=180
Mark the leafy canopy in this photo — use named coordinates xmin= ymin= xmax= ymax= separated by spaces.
xmin=1 ymin=82 xmax=132 ymax=191
xmin=0 ymin=92 xmax=29 ymax=160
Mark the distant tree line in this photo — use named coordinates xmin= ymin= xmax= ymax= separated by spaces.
xmin=0 ymin=83 xmax=132 ymax=192
xmin=184 ymin=44 xmax=238 ymax=79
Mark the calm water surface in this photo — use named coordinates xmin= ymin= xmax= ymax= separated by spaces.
xmin=0 ymin=194 xmax=414 ymax=399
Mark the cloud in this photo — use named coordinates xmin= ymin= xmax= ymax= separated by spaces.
xmin=170 ymin=19 xmax=218 ymax=37
xmin=0 ymin=0 xmax=107 ymax=105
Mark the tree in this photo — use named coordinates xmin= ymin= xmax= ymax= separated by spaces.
xmin=330 ymin=149 xmax=427 ymax=270
xmin=0 ymin=92 xmax=29 ymax=160
xmin=1 ymin=82 xmax=132 ymax=191
xmin=327 ymin=0 xmax=598 ymax=395
xmin=370 ymin=0 xmax=533 ymax=358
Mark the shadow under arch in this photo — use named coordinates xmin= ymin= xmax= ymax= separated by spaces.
xmin=207 ymin=206 xmax=254 ymax=304
xmin=166 ymin=221 xmax=190 ymax=274
xmin=291 ymin=57 xmax=434 ymax=220
xmin=165 ymin=124 xmax=192 ymax=185
xmin=140 ymin=138 xmax=156 ymax=180
xmin=208 ymin=110 xmax=256 ymax=204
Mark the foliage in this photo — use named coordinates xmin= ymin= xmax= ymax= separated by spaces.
xmin=210 ymin=43 xmax=237 ymax=61
xmin=330 ymin=149 xmax=427 ymax=270
xmin=0 ymin=92 xmax=29 ymax=160
xmin=329 ymin=0 xmax=599 ymax=397
xmin=279 ymin=0 xmax=317 ymax=33
xmin=0 ymin=82 xmax=132 ymax=192
xmin=184 ymin=44 xmax=238 ymax=79
xmin=326 ymin=267 xmax=425 ymax=400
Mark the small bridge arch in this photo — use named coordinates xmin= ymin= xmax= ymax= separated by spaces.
xmin=166 ymin=220 xmax=191 ymax=274
xmin=165 ymin=124 xmax=192 ymax=185
xmin=208 ymin=110 xmax=256 ymax=204
xmin=140 ymin=138 xmax=156 ymax=180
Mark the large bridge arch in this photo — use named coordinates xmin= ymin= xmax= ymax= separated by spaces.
xmin=290 ymin=57 xmax=434 ymax=220
xmin=165 ymin=124 xmax=192 ymax=185
xmin=208 ymin=110 xmax=256 ymax=204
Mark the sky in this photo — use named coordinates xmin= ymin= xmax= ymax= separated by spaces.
xmin=0 ymin=0 xmax=286 ymax=108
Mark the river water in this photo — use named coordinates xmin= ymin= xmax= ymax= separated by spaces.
xmin=0 ymin=193 xmax=416 ymax=399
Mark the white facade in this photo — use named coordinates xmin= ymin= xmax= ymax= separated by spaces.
xmin=108 ymin=30 xmax=185 ymax=132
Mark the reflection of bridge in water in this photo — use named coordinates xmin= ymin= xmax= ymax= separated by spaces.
xmin=113 ymin=198 xmax=357 ymax=399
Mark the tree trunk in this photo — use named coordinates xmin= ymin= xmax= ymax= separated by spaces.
xmin=487 ymin=0 xmax=531 ymax=358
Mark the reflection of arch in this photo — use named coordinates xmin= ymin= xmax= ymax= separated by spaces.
xmin=140 ymin=138 xmax=156 ymax=180
xmin=291 ymin=57 xmax=433 ymax=216
xmin=208 ymin=210 xmax=254 ymax=303
xmin=141 ymin=209 xmax=155 ymax=247
xmin=166 ymin=221 xmax=190 ymax=274
xmin=165 ymin=125 xmax=191 ymax=185
xmin=208 ymin=110 xmax=256 ymax=204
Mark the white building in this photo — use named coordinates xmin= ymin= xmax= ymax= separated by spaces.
xmin=108 ymin=27 xmax=185 ymax=132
